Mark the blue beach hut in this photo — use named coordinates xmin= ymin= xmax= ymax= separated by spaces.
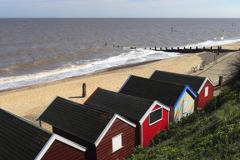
xmin=119 ymin=75 xmax=197 ymax=121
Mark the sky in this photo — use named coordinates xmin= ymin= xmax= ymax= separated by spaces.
xmin=0 ymin=0 xmax=239 ymax=18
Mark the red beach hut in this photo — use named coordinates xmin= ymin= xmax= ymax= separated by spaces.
xmin=0 ymin=108 xmax=86 ymax=160
xmin=36 ymin=96 xmax=136 ymax=160
xmin=84 ymin=88 xmax=170 ymax=148
xmin=149 ymin=70 xmax=214 ymax=110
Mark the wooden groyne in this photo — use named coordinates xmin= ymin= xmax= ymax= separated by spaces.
xmin=105 ymin=43 xmax=240 ymax=53
xmin=133 ymin=46 xmax=240 ymax=53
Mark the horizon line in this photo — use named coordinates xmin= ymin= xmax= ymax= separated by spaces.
xmin=1 ymin=17 xmax=240 ymax=19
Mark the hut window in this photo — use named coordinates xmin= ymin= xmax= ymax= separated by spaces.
xmin=205 ymin=86 xmax=209 ymax=97
xmin=112 ymin=133 xmax=122 ymax=152
xmin=183 ymin=99 xmax=188 ymax=113
xmin=149 ymin=108 xmax=162 ymax=126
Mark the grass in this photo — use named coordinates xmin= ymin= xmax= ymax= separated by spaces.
xmin=127 ymin=82 xmax=240 ymax=160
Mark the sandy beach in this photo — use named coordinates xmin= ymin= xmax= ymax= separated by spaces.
xmin=0 ymin=42 xmax=239 ymax=125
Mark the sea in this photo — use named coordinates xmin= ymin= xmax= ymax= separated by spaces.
xmin=1 ymin=18 xmax=240 ymax=91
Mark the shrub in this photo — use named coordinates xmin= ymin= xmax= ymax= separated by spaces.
xmin=132 ymin=145 xmax=144 ymax=155
xmin=228 ymin=53 xmax=240 ymax=85
xmin=128 ymin=81 xmax=240 ymax=160
xmin=204 ymin=81 xmax=240 ymax=113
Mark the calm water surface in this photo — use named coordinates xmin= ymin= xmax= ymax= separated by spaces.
xmin=0 ymin=18 xmax=240 ymax=90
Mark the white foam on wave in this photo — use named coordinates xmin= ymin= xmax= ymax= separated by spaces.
xmin=214 ymin=36 xmax=224 ymax=40
xmin=184 ymin=37 xmax=240 ymax=49
xmin=0 ymin=49 xmax=180 ymax=91
xmin=184 ymin=40 xmax=213 ymax=48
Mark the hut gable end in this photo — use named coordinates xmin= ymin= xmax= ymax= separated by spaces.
xmin=40 ymin=138 xmax=86 ymax=160
xmin=36 ymin=134 xmax=86 ymax=160
xmin=142 ymin=104 xmax=169 ymax=147
xmin=172 ymin=91 xmax=195 ymax=121
xmin=196 ymin=80 xmax=214 ymax=109
xmin=96 ymin=118 xmax=135 ymax=160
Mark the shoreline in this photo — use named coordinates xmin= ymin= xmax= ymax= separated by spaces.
xmin=0 ymin=41 xmax=239 ymax=125
xmin=0 ymin=59 xmax=162 ymax=93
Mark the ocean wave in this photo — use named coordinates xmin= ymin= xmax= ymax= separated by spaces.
xmin=0 ymin=49 xmax=180 ymax=90
xmin=0 ymin=63 xmax=26 ymax=73
xmin=0 ymin=57 xmax=60 ymax=73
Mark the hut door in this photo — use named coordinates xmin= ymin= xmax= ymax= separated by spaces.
xmin=182 ymin=99 xmax=188 ymax=113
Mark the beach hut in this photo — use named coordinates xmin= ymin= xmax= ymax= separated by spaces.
xmin=149 ymin=70 xmax=214 ymax=110
xmin=119 ymin=75 xmax=197 ymax=122
xmin=36 ymin=96 xmax=136 ymax=160
xmin=0 ymin=108 xmax=86 ymax=160
xmin=84 ymin=88 xmax=170 ymax=147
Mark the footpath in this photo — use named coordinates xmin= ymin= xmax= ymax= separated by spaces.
xmin=191 ymin=51 xmax=239 ymax=92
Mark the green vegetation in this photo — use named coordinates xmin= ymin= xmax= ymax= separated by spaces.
xmin=128 ymin=81 xmax=240 ymax=160
xmin=229 ymin=54 xmax=240 ymax=86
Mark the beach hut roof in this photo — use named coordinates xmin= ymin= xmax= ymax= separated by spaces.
xmin=37 ymin=96 xmax=135 ymax=145
xmin=119 ymin=75 xmax=197 ymax=106
xmin=0 ymin=108 xmax=52 ymax=160
xmin=85 ymin=88 xmax=156 ymax=124
xmin=149 ymin=70 xmax=214 ymax=93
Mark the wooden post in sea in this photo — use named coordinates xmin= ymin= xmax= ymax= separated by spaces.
xmin=171 ymin=47 xmax=173 ymax=50
xmin=155 ymin=46 xmax=157 ymax=50
xmin=218 ymin=46 xmax=222 ymax=51
xmin=82 ymin=83 xmax=86 ymax=97
xmin=160 ymin=47 xmax=162 ymax=50
xmin=166 ymin=47 xmax=168 ymax=50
